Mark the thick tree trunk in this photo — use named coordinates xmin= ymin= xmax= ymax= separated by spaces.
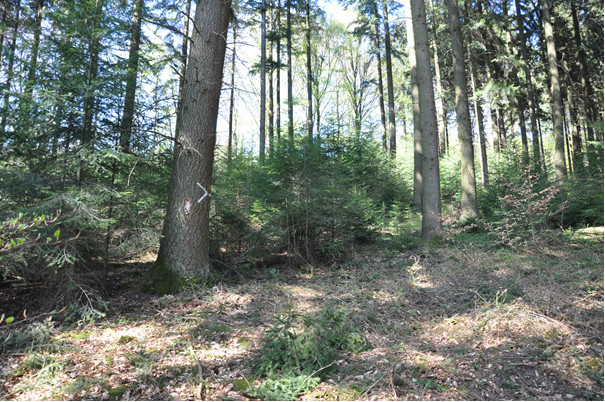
xmin=174 ymin=0 xmax=192 ymax=142
xmin=305 ymin=0 xmax=313 ymax=140
xmin=405 ymin=0 xmax=422 ymax=209
xmin=260 ymin=0 xmax=267 ymax=160
xmin=119 ymin=0 xmax=144 ymax=153
xmin=410 ymin=0 xmax=442 ymax=240
xmin=152 ymin=0 xmax=232 ymax=292
xmin=383 ymin=0 xmax=396 ymax=157
xmin=541 ymin=0 xmax=567 ymax=187
xmin=448 ymin=0 xmax=477 ymax=219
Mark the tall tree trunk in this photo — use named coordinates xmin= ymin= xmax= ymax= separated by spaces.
xmin=515 ymin=0 xmax=540 ymax=165
xmin=410 ymin=0 xmax=442 ymax=240
xmin=541 ymin=0 xmax=567 ymax=187
xmin=405 ymin=0 xmax=422 ymax=209
xmin=448 ymin=0 xmax=477 ymax=219
xmin=372 ymin=1 xmax=387 ymax=152
xmin=468 ymin=44 xmax=489 ymax=188
xmin=287 ymin=0 xmax=294 ymax=145
xmin=228 ymin=0 xmax=237 ymax=162
xmin=119 ymin=0 xmax=144 ymax=153
xmin=260 ymin=0 xmax=267 ymax=160
xmin=1 ymin=0 xmax=20 ymax=139
xmin=383 ymin=0 xmax=396 ymax=157
xmin=175 ymin=0 xmax=192 ymax=142
xmin=305 ymin=0 xmax=313 ymax=140
xmin=153 ymin=0 xmax=232 ymax=291
xmin=505 ymin=29 xmax=529 ymax=162
xmin=0 ymin=4 xmax=7 ymax=66
xmin=78 ymin=0 xmax=103 ymax=184
xmin=275 ymin=0 xmax=281 ymax=140
xmin=22 ymin=0 xmax=44 ymax=117
xmin=268 ymin=0 xmax=274 ymax=152
xmin=429 ymin=0 xmax=446 ymax=157
xmin=570 ymin=0 xmax=596 ymax=143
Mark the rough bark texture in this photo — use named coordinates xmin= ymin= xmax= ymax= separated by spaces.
xmin=541 ymin=0 xmax=567 ymax=186
xmin=174 ymin=0 xmax=192 ymax=142
xmin=120 ymin=0 xmax=144 ymax=153
xmin=153 ymin=0 xmax=231 ymax=292
xmin=410 ymin=0 xmax=442 ymax=240
xmin=448 ymin=0 xmax=477 ymax=219
xmin=405 ymin=0 xmax=422 ymax=209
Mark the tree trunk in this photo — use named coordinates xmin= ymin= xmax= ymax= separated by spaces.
xmin=515 ymin=0 xmax=540 ymax=166
xmin=410 ymin=0 xmax=442 ymax=240
xmin=305 ymin=0 xmax=313 ymax=140
xmin=0 ymin=4 xmax=7 ymax=66
xmin=228 ymin=0 xmax=237 ymax=162
xmin=287 ymin=0 xmax=294 ymax=145
xmin=429 ymin=0 xmax=446 ymax=157
xmin=541 ymin=0 xmax=567 ymax=187
xmin=468 ymin=44 xmax=489 ymax=188
xmin=119 ymin=0 xmax=144 ymax=153
xmin=1 ymin=0 xmax=20 ymax=139
xmin=22 ymin=0 xmax=44 ymax=114
xmin=372 ymin=1 xmax=387 ymax=152
xmin=275 ymin=0 xmax=281 ymax=140
xmin=174 ymin=0 xmax=192 ymax=142
xmin=383 ymin=0 xmax=396 ymax=157
xmin=152 ymin=0 xmax=232 ymax=292
xmin=448 ymin=0 xmax=477 ymax=219
xmin=260 ymin=0 xmax=267 ymax=160
xmin=405 ymin=0 xmax=422 ymax=209
xmin=268 ymin=0 xmax=274 ymax=152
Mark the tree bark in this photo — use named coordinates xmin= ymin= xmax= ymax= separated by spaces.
xmin=153 ymin=0 xmax=232 ymax=290
xmin=541 ymin=0 xmax=567 ymax=187
xmin=448 ymin=0 xmax=477 ymax=219
xmin=260 ymin=0 xmax=267 ymax=160
xmin=275 ymin=0 xmax=281 ymax=140
xmin=410 ymin=0 xmax=442 ymax=240
xmin=287 ymin=0 xmax=294 ymax=145
xmin=268 ymin=0 xmax=274 ymax=152
xmin=119 ymin=0 xmax=144 ymax=153
xmin=429 ymin=0 xmax=446 ymax=157
xmin=468 ymin=44 xmax=489 ymax=188
xmin=174 ymin=0 xmax=192 ymax=143
xmin=1 ymin=0 xmax=20 ymax=139
xmin=383 ymin=0 xmax=396 ymax=157
xmin=22 ymin=0 xmax=44 ymax=114
xmin=228 ymin=0 xmax=237 ymax=162
xmin=405 ymin=0 xmax=422 ymax=209
xmin=305 ymin=0 xmax=313 ymax=140
xmin=372 ymin=1 xmax=387 ymax=152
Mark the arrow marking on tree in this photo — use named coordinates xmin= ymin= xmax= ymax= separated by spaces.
xmin=197 ymin=182 xmax=210 ymax=203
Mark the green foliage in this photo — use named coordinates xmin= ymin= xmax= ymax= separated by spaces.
xmin=253 ymin=306 xmax=371 ymax=379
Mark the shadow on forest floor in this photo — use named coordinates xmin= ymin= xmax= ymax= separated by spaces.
xmin=0 ymin=229 xmax=603 ymax=400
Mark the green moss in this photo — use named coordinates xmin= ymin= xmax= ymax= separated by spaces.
xmin=142 ymin=257 xmax=214 ymax=295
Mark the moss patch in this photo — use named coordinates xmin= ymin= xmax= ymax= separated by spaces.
xmin=141 ymin=257 xmax=186 ymax=295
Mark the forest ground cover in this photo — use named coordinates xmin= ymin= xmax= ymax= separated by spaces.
xmin=0 ymin=225 xmax=602 ymax=401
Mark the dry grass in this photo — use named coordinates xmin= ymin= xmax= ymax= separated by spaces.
xmin=0 ymin=229 xmax=602 ymax=400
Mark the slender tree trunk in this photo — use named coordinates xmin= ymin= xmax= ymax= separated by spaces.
xmin=383 ymin=0 xmax=396 ymax=157
xmin=228 ymin=0 xmax=237 ymax=162
xmin=22 ymin=0 xmax=44 ymax=115
xmin=541 ymin=0 xmax=567 ymax=186
xmin=448 ymin=0 xmax=477 ymax=219
xmin=1 ymin=0 xmax=20 ymax=138
xmin=505 ymin=29 xmax=529 ymax=162
xmin=153 ymin=0 xmax=232 ymax=290
xmin=410 ymin=0 xmax=442 ymax=240
xmin=429 ymin=0 xmax=446 ymax=157
xmin=287 ymin=0 xmax=294 ymax=145
xmin=515 ymin=0 xmax=540 ymax=165
xmin=260 ymin=0 xmax=267 ymax=160
xmin=120 ymin=0 xmax=144 ymax=153
xmin=0 ymin=4 xmax=7 ymax=66
xmin=468 ymin=44 xmax=488 ymax=187
xmin=275 ymin=0 xmax=281 ymax=140
xmin=268 ymin=0 xmax=274 ymax=152
xmin=372 ymin=1 xmax=387 ymax=152
xmin=175 ymin=0 xmax=192 ymax=142
xmin=570 ymin=0 xmax=596 ymax=143
xmin=405 ymin=0 xmax=422 ymax=209
xmin=305 ymin=0 xmax=313 ymax=140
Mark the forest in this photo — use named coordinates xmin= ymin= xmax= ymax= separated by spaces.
xmin=0 ymin=0 xmax=603 ymax=399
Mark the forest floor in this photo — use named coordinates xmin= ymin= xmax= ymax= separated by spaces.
xmin=0 ymin=228 xmax=603 ymax=401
